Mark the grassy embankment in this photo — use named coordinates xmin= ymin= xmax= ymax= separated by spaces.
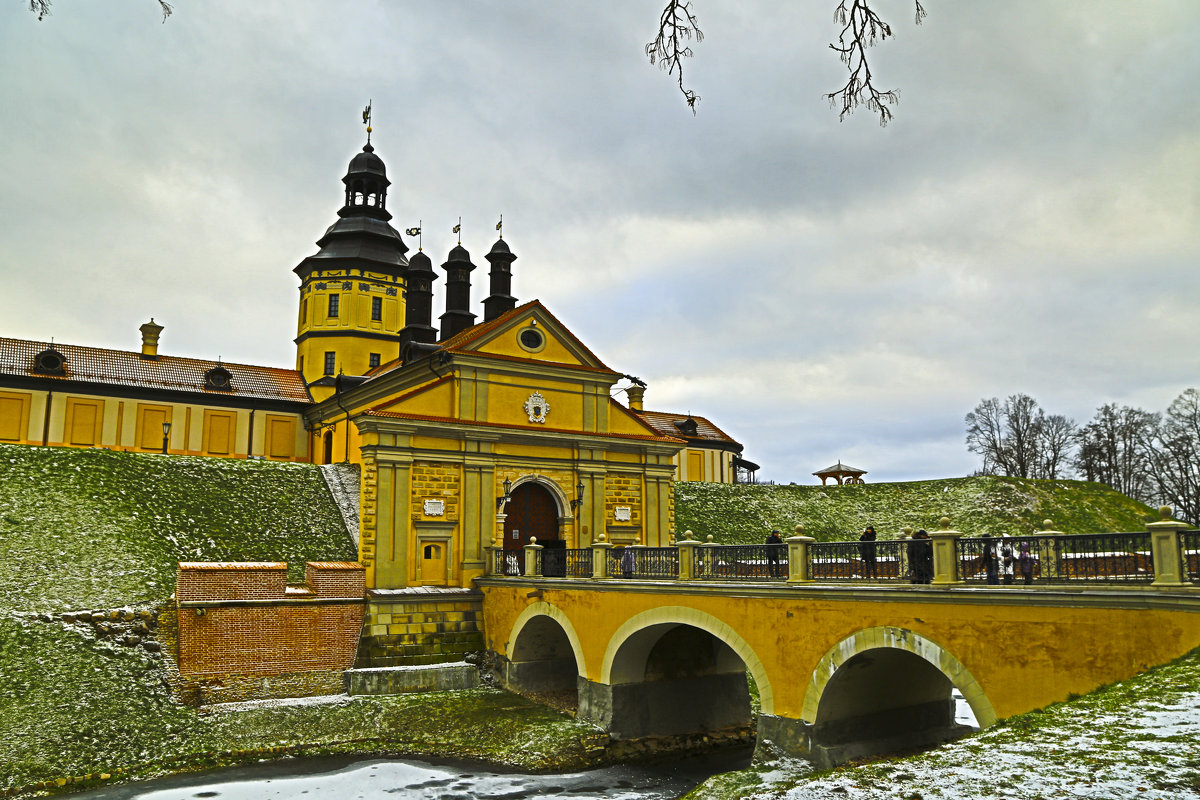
xmin=674 ymin=476 xmax=1157 ymax=543
xmin=0 ymin=444 xmax=601 ymax=796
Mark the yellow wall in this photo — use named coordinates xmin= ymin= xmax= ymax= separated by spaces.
xmin=295 ymin=268 xmax=404 ymax=387
xmin=0 ymin=387 xmax=308 ymax=461
xmin=675 ymin=445 xmax=735 ymax=483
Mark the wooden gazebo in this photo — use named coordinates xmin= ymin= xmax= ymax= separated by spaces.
xmin=813 ymin=461 xmax=867 ymax=485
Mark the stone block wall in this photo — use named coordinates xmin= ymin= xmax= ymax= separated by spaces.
xmin=411 ymin=460 xmax=461 ymax=521
xmin=174 ymin=561 xmax=365 ymax=706
xmin=356 ymin=589 xmax=484 ymax=667
xmin=605 ymin=472 xmax=643 ymax=527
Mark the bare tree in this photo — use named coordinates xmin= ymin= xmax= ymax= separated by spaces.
xmin=1039 ymin=413 xmax=1077 ymax=479
xmin=649 ymin=0 xmax=926 ymax=124
xmin=965 ymin=394 xmax=1079 ymax=480
xmin=29 ymin=0 xmax=172 ymax=22
xmin=1144 ymin=388 xmax=1200 ymax=525
xmin=1074 ymin=403 xmax=1158 ymax=503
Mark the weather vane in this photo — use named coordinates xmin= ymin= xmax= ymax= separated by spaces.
xmin=496 ymin=214 xmax=503 ymax=239
xmin=452 ymin=217 xmax=462 ymax=245
xmin=405 ymin=221 xmax=423 ymax=251
xmin=362 ymin=100 xmax=372 ymax=144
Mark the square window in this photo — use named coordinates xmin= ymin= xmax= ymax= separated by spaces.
xmin=328 ymin=294 xmax=340 ymax=318
xmin=323 ymin=351 xmax=336 ymax=375
xmin=371 ymin=296 xmax=382 ymax=321
xmin=369 ymin=353 xmax=381 ymax=369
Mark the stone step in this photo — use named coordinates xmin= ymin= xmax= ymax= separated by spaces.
xmin=346 ymin=662 xmax=480 ymax=695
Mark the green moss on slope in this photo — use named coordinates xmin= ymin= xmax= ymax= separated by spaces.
xmin=673 ymin=477 xmax=1157 ymax=544
xmin=0 ymin=444 xmax=355 ymax=614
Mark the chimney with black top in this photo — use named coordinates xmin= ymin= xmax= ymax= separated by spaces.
xmin=482 ymin=238 xmax=517 ymax=322
xmin=439 ymin=244 xmax=477 ymax=340
xmin=399 ymin=250 xmax=439 ymax=357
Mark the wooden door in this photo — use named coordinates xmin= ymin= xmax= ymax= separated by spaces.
xmin=420 ymin=542 xmax=447 ymax=585
xmin=503 ymin=482 xmax=560 ymax=551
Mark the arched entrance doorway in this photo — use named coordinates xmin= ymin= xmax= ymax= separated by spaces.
xmin=503 ymin=482 xmax=560 ymax=550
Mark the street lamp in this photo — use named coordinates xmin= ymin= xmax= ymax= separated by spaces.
xmin=161 ymin=421 xmax=171 ymax=455
xmin=570 ymin=479 xmax=586 ymax=515
xmin=495 ymin=477 xmax=513 ymax=511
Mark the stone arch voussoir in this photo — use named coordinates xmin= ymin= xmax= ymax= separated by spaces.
xmin=600 ymin=606 xmax=775 ymax=715
xmin=802 ymin=626 xmax=998 ymax=728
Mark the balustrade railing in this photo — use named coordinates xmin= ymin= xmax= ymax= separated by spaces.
xmin=957 ymin=532 xmax=1153 ymax=585
xmin=609 ymin=547 xmax=679 ymax=579
xmin=1183 ymin=530 xmax=1200 ymax=583
xmin=492 ymin=547 xmax=523 ymax=577
xmin=563 ymin=548 xmax=594 ymax=578
xmin=809 ymin=539 xmax=907 ymax=581
xmin=694 ymin=544 xmax=788 ymax=581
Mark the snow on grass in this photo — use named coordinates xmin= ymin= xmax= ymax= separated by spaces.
xmin=687 ymin=649 xmax=1200 ymax=800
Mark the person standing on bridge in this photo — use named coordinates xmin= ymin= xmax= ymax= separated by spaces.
xmin=1018 ymin=541 xmax=1035 ymax=585
xmin=999 ymin=535 xmax=1016 ymax=586
xmin=982 ymin=533 xmax=1000 ymax=585
xmin=908 ymin=529 xmax=933 ymax=584
xmin=859 ymin=526 xmax=878 ymax=579
xmin=765 ymin=529 xmax=785 ymax=577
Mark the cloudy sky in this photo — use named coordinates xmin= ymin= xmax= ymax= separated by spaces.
xmin=2 ymin=2 xmax=1197 ymax=484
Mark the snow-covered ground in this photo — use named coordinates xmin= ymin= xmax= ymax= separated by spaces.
xmin=693 ymin=653 xmax=1200 ymax=800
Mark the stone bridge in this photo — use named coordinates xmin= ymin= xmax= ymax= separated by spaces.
xmin=476 ymin=516 xmax=1200 ymax=766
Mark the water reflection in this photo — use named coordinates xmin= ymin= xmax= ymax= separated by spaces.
xmin=69 ymin=749 xmax=753 ymax=800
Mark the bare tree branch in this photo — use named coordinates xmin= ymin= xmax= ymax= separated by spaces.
xmin=30 ymin=0 xmax=172 ymax=22
xmin=646 ymin=0 xmax=704 ymax=114
xmin=825 ymin=0 xmax=925 ymax=126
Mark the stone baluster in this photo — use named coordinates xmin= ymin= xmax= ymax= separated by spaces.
xmin=787 ymin=524 xmax=814 ymax=583
xmin=677 ymin=531 xmax=699 ymax=581
xmin=524 ymin=537 xmax=543 ymax=578
xmin=591 ymin=534 xmax=612 ymax=579
xmin=1148 ymin=506 xmax=1191 ymax=587
xmin=930 ymin=516 xmax=965 ymax=586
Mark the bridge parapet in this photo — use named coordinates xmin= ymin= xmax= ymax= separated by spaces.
xmin=483 ymin=513 xmax=1199 ymax=591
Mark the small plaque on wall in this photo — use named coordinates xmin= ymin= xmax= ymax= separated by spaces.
xmin=614 ymin=506 xmax=632 ymax=522
xmin=423 ymin=499 xmax=445 ymax=516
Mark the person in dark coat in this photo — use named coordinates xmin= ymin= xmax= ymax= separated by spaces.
xmin=908 ymin=529 xmax=933 ymax=584
xmin=859 ymin=526 xmax=878 ymax=579
xmin=765 ymin=529 xmax=785 ymax=577
xmin=1018 ymin=541 xmax=1035 ymax=585
xmin=982 ymin=533 xmax=1000 ymax=585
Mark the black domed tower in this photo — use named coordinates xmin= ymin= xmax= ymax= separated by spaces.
xmin=482 ymin=238 xmax=517 ymax=322
xmin=439 ymin=244 xmax=477 ymax=341
xmin=398 ymin=249 xmax=439 ymax=358
xmin=294 ymin=140 xmax=410 ymax=393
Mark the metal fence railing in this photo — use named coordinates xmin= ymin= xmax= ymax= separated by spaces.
xmin=1183 ymin=530 xmax=1200 ymax=583
xmin=609 ymin=546 xmax=679 ymax=579
xmin=957 ymin=532 xmax=1153 ymax=585
xmin=808 ymin=539 xmax=907 ymax=582
xmin=564 ymin=548 xmax=594 ymax=578
xmin=492 ymin=548 xmax=523 ymax=577
xmin=695 ymin=544 xmax=788 ymax=581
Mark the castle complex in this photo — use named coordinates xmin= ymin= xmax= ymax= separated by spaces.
xmin=0 ymin=134 xmax=757 ymax=593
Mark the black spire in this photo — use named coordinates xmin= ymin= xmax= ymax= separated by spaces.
xmin=439 ymin=244 xmax=477 ymax=340
xmin=399 ymin=250 xmax=439 ymax=357
xmin=482 ymin=238 xmax=517 ymax=322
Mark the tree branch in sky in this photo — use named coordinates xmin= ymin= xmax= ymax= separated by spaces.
xmin=646 ymin=0 xmax=704 ymax=115
xmin=826 ymin=0 xmax=926 ymax=126
xmin=29 ymin=0 xmax=173 ymax=22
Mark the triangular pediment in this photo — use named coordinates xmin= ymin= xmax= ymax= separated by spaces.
xmin=439 ymin=301 xmax=612 ymax=372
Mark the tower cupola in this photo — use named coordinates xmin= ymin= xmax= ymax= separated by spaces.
xmin=483 ymin=238 xmax=517 ymax=322
xmin=439 ymin=244 xmax=477 ymax=341
xmin=339 ymin=142 xmax=391 ymax=221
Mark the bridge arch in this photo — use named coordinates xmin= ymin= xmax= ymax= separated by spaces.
xmin=600 ymin=606 xmax=775 ymax=715
xmin=502 ymin=601 xmax=587 ymax=707
xmin=797 ymin=626 xmax=997 ymax=766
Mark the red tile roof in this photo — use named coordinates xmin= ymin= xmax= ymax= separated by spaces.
xmin=634 ymin=409 xmax=742 ymax=449
xmin=0 ymin=336 xmax=311 ymax=403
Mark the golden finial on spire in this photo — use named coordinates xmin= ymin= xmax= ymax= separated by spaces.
xmin=452 ymin=217 xmax=462 ymax=245
xmin=362 ymin=100 xmax=373 ymax=143
xmin=496 ymin=214 xmax=503 ymax=239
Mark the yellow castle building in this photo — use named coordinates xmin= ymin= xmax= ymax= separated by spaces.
xmin=0 ymin=134 xmax=755 ymax=592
